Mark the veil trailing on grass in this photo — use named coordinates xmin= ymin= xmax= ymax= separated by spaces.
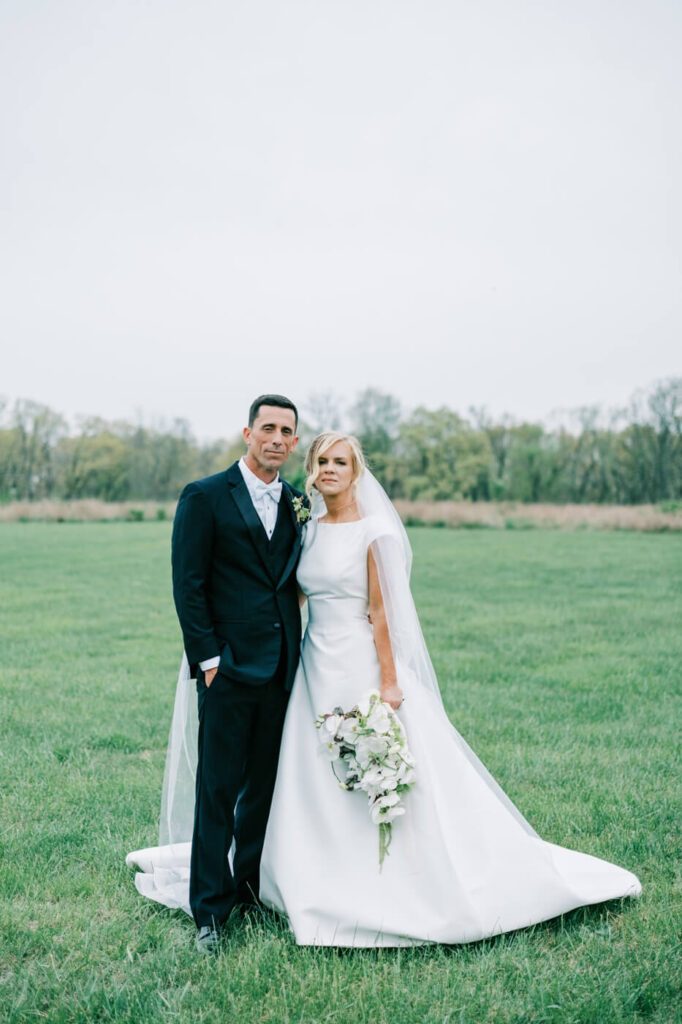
xmin=159 ymin=652 xmax=196 ymax=846
xmin=157 ymin=468 xmax=538 ymax=849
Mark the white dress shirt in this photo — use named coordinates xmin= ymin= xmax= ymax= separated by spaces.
xmin=237 ymin=456 xmax=282 ymax=538
xmin=199 ymin=458 xmax=282 ymax=672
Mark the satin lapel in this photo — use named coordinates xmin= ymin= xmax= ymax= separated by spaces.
xmin=227 ymin=472 xmax=276 ymax=582
xmin=276 ymin=483 xmax=303 ymax=588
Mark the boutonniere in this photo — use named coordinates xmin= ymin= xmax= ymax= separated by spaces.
xmin=292 ymin=495 xmax=311 ymax=526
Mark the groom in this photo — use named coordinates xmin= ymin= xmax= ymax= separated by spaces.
xmin=171 ymin=394 xmax=307 ymax=953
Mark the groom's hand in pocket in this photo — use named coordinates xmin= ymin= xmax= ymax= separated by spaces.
xmin=204 ymin=667 xmax=218 ymax=688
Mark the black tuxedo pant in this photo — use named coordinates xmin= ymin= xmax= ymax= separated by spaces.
xmin=190 ymin=660 xmax=290 ymax=929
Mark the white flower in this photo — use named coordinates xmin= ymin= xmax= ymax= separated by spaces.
xmin=319 ymin=739 xmax=340 ymax=761
xmin=354 ymin=734 xmax=389 ymax=766
xmin=366 ymin=703 xmax=392 ymax=735
xmin=369 ymin=802 xmax=384 ymax=825
xmin=378 ymin=791 xmax=401 ymax=809
xmin=370 ymin=802 xmax=406 ymax=825
xmin=381 ymin=805 xmax=406 ymax=824
xmin=338 ymin=718 xmax=360 ymax=743
xmin=360 ymin=766 xmax=384 ymax=786
xmin=324 ymin=714 xmax=342 ymax=736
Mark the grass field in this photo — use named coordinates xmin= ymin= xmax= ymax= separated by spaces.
xmin=0 ymin=523 xmax=680 ymax=1024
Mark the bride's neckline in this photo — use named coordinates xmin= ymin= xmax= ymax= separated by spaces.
xmin=316 ymin=518 xmax=364 ymax=526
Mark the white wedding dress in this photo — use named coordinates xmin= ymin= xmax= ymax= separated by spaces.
xmin=258 ymin=515 xmax=641 ymax=947
xmin=127 ymin=498 xmax=641 ymax=943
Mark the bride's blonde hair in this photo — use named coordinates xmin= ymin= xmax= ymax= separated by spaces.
xmin=304 ymin=432 xmax=366 ymax=502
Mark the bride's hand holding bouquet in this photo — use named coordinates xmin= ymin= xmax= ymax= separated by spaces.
xmin=380 ymin=678 xmax=403 ymax=710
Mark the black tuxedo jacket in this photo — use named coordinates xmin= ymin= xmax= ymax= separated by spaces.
xmin=171 ymin=461 xmax=306 ymax=690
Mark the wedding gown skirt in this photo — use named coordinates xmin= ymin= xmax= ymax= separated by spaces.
xmin=258 ymin=519 xmax=641 ymax=946
xmin=127 ymin=518 xmax=641 ymax=943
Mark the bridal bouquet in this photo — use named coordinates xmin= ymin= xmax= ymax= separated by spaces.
xmin=315 ymin=690 xmax=416 ymax=868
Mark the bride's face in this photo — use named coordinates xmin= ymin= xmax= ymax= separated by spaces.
xmin=315 ymin=441 xmax=355 ymax=500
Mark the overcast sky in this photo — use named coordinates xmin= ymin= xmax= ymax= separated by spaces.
xmin=1 ymin=0 xmax=680 ymax=440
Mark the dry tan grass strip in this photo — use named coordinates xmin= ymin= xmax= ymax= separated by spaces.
xmin=392 ymin=500 xmax=682 ymax=532
xmin=0 ymin=500 xmax=176 ymax=522
xmin=0 ymin=499 xmax=680 ymax=530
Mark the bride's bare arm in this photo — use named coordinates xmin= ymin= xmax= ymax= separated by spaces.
xmin=368 ymin=548 xmax=403 ymax=709
xmin=297 ymin=583 xmax=307 ymax=609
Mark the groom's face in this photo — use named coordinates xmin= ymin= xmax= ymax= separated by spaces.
xmin=243 ymin=405 xmax=299 ymax=478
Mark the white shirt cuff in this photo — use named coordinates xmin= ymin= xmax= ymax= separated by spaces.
xmin=199 ymin=656 xmax=220 ymax=671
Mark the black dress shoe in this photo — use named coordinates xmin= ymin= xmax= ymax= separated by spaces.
xmin=195 ymin=924 xmax=220 ymax=955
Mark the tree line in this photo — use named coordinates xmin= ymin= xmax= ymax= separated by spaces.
xmin=0 ymin=378 xmax=680 ymax=506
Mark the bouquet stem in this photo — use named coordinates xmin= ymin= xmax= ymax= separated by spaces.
xmin=379 ymin=822 xmax=392 ymax=870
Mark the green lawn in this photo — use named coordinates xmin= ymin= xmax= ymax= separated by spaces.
xmin=0 ymin=523 xmax=680 ymax=1024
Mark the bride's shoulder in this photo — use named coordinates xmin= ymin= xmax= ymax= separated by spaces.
xmin=361 ymin=513 xmax=400 ymax=546
xmin=302 ymin=516 xmax=319 ymax=542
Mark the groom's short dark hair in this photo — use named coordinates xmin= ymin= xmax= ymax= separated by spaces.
xmin=249 ymin=394 xmax=299 ymax=429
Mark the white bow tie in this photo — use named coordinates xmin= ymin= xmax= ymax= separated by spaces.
xmin=252 ymin=479 xmax=282 ymax=503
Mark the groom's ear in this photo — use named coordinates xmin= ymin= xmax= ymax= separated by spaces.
xmin=289 ymin=433 xmax=300 ymax=452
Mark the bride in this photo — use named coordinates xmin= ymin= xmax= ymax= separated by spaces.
xmin=128 ymin=431 xmax=641 ymax=946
